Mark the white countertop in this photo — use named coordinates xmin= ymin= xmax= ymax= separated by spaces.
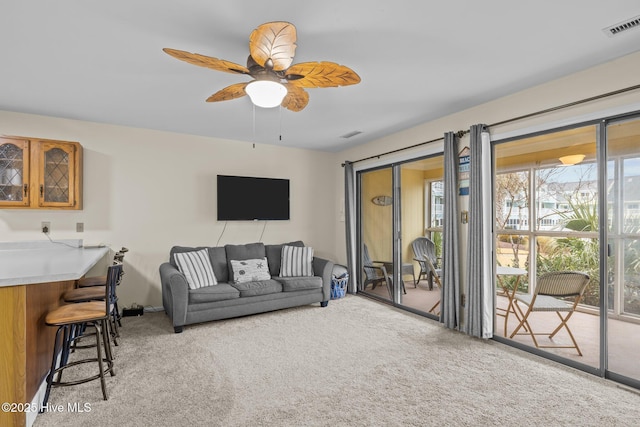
xmin=0 ymin=240 xmax=109 ymax=287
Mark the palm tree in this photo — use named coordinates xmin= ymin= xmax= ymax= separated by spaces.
xmin=537 ymin=199 xmax=600 ymax=306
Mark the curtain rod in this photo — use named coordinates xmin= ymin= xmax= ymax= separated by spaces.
xmin=343 ymin=82 xmax=640 ymax=166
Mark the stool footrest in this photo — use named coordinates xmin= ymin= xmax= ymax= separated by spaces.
xmin=51 ymin=357 xmax=115 ymax=387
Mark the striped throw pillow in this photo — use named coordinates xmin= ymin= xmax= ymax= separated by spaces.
xmin=280 ymin=245 xmax=314 ymax=277
xmin=174 ymin=249 xmax=217 ymax=289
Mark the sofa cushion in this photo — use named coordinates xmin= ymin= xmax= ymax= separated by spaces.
xmin=265 ymin=241 xmax=304 ymax=276
xmin=207 ymin=246 xmax=229 ymax=284
xmin=230 ymin=258 xmax=271 ymax=283
xmin=280 ymin=245 xmax=314 ymax=277
xmin=189 ymin=283 xmax=240 ymax=304
xmin=174 ymin=248 xmax=217 ymax=290
xmin=230 ymin=279 xmax=283 ymax=297
xmin=276 ymin=276 xmax=323 ymax=292
xmin=225 ymin=243 xmax=266 ymax=282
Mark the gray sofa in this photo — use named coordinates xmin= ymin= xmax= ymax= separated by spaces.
xmin=160 ymin=241 xmax=334 ymax=333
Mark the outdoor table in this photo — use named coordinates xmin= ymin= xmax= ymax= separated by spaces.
xmin=496 ymin=266 xmax=527 ymax=337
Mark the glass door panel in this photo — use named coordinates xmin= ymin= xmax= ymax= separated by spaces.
xmin=606 ymin=117 xmax=640 ymax=382
xmin=43 ymin=147 xmax=70 ymax=203
xmin=360 ymin=167 xmax=394 ymax=301
xmin=0 ymin=138 xmax=29 ymax=207
xmin=495 ymin=169 xmax=531 ymax=337
xmin=494 ymin=125 xmax=600 ymax=368
xmin=399 ymin=156 xmax=443 ymax=316
xmin=38 ymin=141 xmax=77 ymax=208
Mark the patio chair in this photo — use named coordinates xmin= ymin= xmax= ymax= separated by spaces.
xmin=362 ymin=244 xmax=413 ymax=297
xmin=362 ymin=244 xmax=392 ymax=297
xmin=423 ymin=256 xmax=442 ymax=315
xmin=509 ymin=271 xmax=590 ymax=356
xmin=412 ymin=237 xmax=440 ymax=290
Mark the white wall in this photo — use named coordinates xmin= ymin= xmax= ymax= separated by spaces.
xmin=4 ymin=50 xmax=640 ymax=309
xmin=332 ymin=50 xmax=640 ymax=269
xmin=0 ymin=112 xmax=336 ymax=309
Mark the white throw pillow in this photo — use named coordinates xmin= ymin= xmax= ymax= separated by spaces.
xmin=280 ymin=245 xmax=314 ymax=277
xmin=230 ymin=258 xmax=271 ymax=284
xmin=174 ymin=249 xmax=217 ymax=290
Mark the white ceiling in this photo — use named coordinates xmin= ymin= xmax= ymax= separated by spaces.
xmin=2 ymin=1 xmax=640 ymax=152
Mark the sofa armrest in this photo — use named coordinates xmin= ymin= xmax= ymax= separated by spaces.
xmin=159 ymin=262 xmax=189 ymax=330
xmin=313 ymin=257 xmax=334 ymax=302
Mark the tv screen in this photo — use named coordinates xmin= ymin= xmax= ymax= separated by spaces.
xmin=217 ymin=175 xmax=290 ymax=221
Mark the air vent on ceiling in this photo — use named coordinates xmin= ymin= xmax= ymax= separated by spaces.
xmin=341 ymin=130 xmax=363 ymax=139
xmin=602 ymin=15 xmax=640 ymax=37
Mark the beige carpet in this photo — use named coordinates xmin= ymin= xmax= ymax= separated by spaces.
xmin=34 ymin=296 xmax=640 ymax=427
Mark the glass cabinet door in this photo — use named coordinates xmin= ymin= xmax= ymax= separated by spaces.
xmin=37 ymin=141 xmax=78 ymax=208
xmin=0 ymin=138 xmax=30 ymax=207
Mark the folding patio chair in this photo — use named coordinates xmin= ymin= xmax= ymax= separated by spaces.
xmin=509 ymin=271 xmax=590 ymax=356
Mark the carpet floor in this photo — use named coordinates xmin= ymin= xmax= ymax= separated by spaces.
xmin=34 ymin=295 xmax=640 ymax=427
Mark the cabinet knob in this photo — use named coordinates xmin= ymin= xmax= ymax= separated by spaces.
xmin=24 ymin=184 xmax=28 ymax=196
xmin=40 ymin=184 xmax=44 ymax=197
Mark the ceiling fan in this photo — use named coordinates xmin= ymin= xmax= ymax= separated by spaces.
xmin=163 ymin=21 xmax=361 ymax=111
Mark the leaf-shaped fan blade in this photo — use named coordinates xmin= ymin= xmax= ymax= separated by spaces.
xmin=206 ymin=82 xmax=248 ymax=102
xmin=249 ymin=22 xmax=297 ymax=71
xmin=285 ymin=62 xmax=361 ymax=88
xmin=163 ymin=48 xmax=249 ymax=75
xmin=281 ymin=84 xmax=309 ymax=112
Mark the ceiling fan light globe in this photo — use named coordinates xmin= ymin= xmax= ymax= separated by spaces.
xmin=245 ymin=81 xmax=287 ymax=108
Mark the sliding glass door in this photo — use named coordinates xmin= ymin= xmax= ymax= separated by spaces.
xmin=357 ymin=155 xmax=444 ymax=317
xmin=494 ymin=124 xmax=601 ymax=369
xmin=606 ymin=116 xmax=640 ymax=385
xmin=398 ymin=158 xmax=444 ymax=315
xmin=359 ymin=166 xmax=394 ymax=302
xmin=493 ymin=113 xmax=640 ymax=386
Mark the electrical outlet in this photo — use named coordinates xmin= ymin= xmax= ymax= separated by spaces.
xmin=76 ymin=222 xmax=84 ymax=232
xmin=41 ymin=221 xmax=51 ymax=234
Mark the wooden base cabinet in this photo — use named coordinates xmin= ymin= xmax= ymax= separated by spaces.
xmin=0 ymin=280 xmax=76 ymax=427
xmin=0 ymin=137 xmax=82 ymax=210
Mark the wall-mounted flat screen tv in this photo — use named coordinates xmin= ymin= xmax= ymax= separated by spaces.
xmin=217 ymin=175 xmax=290 ymax=221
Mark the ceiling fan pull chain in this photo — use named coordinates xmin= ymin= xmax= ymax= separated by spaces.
xmin=279 ymin=105 xmax=283 ymax=142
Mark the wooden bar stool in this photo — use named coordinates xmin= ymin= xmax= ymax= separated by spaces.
xmin=41 ymin=263 xmax=122 ymax=409
xmin=75 ymin=247 xmax=127 ymax=328
xmin=63 ymin=262 xmax=125 ymax=344
xmin=77 ymin=247 xmax=128 ymax=288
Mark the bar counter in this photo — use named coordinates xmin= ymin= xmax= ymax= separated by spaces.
xmin=0 ymin=240 xmax=109 ymax=427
